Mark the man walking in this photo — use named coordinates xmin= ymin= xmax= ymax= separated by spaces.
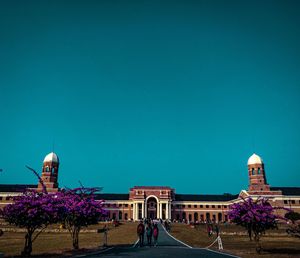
xmin=137 ymin=220 xmax=145 ymax=247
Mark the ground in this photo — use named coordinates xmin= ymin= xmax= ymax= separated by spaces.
xmin=0 ymin=222 xmax=299 ymax=257
xmin=0 ymin=222 xmax=137 ymax=257
xmin=170 ymin=223 xmax=300 ymax=258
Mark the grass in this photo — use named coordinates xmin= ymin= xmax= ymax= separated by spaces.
xmin=0 ymin=222 xmax=138 ymax=257
xmin=170 ymin=223 xmax=300 ymax=258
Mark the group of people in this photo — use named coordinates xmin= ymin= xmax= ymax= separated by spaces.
xmin=137 ymin=219 xmax=159 ymax=247
xmin=207 ymin=222 xmax=220 ymax=237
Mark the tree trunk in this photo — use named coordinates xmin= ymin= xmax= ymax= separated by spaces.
xmin=72 ymin=226 xmax=80 ymax=249
xmin=254 ymin=233 xmax=262 ymax=254
xmin=22 ymin=231 xmax=33 ymax=256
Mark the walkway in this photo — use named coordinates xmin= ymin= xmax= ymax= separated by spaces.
xmin=79 ymin=223 xmax=240 ymax=258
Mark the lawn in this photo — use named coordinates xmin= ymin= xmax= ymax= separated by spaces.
xmin=0 ymin=222 xmax=138 ymax=257
xmin=170 ymin=223 xmax=300 ymax=258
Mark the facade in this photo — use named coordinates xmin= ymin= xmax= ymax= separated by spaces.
xmin=1 ymin=152 xmax=300 ymax=222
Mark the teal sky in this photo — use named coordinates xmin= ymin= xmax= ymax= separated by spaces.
xmin=0 ymin=0 xmax=300 ymax=194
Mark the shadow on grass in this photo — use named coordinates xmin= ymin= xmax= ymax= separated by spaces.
xmin=4 ymin=245 xmax=132 ymax=258
xmin=262 ymin=248 xmax=300 ymax=255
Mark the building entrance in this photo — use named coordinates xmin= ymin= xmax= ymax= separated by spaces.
xmin=147 ymin=197 xmax=157 ymax=219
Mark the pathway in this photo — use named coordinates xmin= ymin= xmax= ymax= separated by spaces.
xmin=78 ymin=223 xmax=240 ymax=258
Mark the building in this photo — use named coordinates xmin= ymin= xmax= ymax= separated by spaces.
xmin=1 ymin=152 xmax=300 ymax=222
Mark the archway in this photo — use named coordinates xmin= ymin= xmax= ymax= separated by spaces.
xmin=194 ymin=212 xmax=198 ymax=222
xmin=147 ymin=197 xmax=157 ymax=219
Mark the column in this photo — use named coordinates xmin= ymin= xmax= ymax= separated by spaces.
xmin=144 ymin=200 xmax=147 ymax=218
xmin=166 ymin=202 xmax=169 ymax=219
xmin=133 ymin=203 xmax=136 ymax=221
xmin=157 ymin=201 xmax=160 ymax=219
xmin=134 ymin=202 xmax=138 ymax=221
xmin=159 ymin=202 xmax=163 ymax=219
xmin=141 ymin=202 xmax=144 ymax=219
xmin=169 ymin=202 xmax=172 ymax=220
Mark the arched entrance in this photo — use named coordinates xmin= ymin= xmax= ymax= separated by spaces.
xmin=147 ymin=197 xmax=157 ymax=219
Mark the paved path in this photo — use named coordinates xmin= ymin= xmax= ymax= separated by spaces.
xmin=81 ymin=223 xmax=240 ymax=258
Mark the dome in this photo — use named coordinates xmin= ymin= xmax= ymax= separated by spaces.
xmin=247 ymin=153 xmax=263 ymax=165
xmin=43 ymin=152 xmax=59 ymax=163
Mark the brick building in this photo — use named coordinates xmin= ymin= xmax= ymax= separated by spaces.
xmin=1 ymin=152 xmax=300 ymax=222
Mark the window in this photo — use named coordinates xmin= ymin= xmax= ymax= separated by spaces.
xmin=212 ymin=205 xmax=215 ymax=208
xmin=200 ymin=205 xmax=203 ymax=208
xmin=252 ymin=168 xmax=255 ymax=175
xmin=125 ymin=204 xmax=128 ymax=207
xmin=45 ymin=166 xmax=49 ymax=172
xmin=119 ymin=204 xmax=122 ymax=207
xmin=194 ymin=205 xmax=197 ymax=208
xmin=131 ymin=204 xmax=133 ymax=207
xmin=188 ymin=205 xmax=191 ymax=208
xmin=291 ymin=200 xmax=295 ymax=204
xmin=182 ymin=205 xmax=185 ymax=208
xmin=224 ymin=205 xmax=227 ymax=208
xmin=206 ymin=205 xmax=209 ymax=208
xmin=257 ymin=168 xmax=261 ymax=174
xmin=52 ymin=167 xmax=55 ymax=174
xmin=218 ymin=205 xmax=221 ymax=208
xmin=176 ymin=205 xmax=180 ymax=208
xmin=284 ymin=200 xmax=288 ymax=204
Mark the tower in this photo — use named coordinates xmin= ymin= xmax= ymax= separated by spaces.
xmin=37 ymin=152 xmax=59 ymax=192
xmin=247 ymin=153 xmax=270 ymax=192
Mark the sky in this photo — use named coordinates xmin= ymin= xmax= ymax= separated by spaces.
xmin=0 ymin=0 xmax=300 ymax=194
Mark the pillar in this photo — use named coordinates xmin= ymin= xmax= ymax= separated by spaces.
xmin=166 ymin=202 xmax=169 ymax=219
xmin=141 ymin=202 xmax=144 ymax=219
xmin=159 ymin=202 xmax=162 ymax=219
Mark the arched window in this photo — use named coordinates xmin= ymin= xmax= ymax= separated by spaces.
xmin=218 ymin=213 xmax=222 ymax=222
xmin=257 ymin=168 xmax=261 ymax=174
xmin=52 ymin=167 xmax=55 ymax=174
xmin=45 ymin=166 xmax=49 ymax=172
xmin=252 ymin=168 xmax=255 ymax=175
xmin=206 ymin=212 xmax=210 ymax=221
xmin=182 ymin=212 xmax=186 ymax=221
xmin=119 ymin=211 xmax=122 ymax=220
xmin=124 ymin=213 xmax=128 ymax=220
xmin=194 ymin=212 xmax=198 ymax=222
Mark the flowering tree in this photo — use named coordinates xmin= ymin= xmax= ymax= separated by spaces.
xmin=228 ymin=197 xmax=284 ymax=253
xmin=56 ymin=187 xmax=105 ymax=250
xmin=0 ymin=191 xmax=61 ymax=256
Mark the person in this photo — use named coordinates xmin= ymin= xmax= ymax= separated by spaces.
xmin=103 ymin=225 xmax=108 ymax=247
xmin=146 ymin=224 xmax=153 ymax=246
xmin=137 ymin=220 xmax=145 ymax=247
xmin=153 ymin=224 xmax=159 ymax=246
xmin=207 ymin=223 xmax=213 ymax=237
xmin=215 ymin=223 xmax=220 ymax=237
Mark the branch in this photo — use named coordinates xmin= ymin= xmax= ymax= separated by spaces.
xmin=32 ymin=226 xmax=47 ymax=243
xmin=26 ymin=165 xmax=47 ymax=194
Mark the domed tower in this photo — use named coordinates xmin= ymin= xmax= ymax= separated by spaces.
xmin=37 ymin=152 xmax=59 ymax=192
xmin=247 ymin=153 xmax=270 ymax=192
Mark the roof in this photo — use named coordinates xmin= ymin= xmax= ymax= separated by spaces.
xmin=248 ymin=153 xmax=263 ymax=165
xmin=0 ymin=184 xmax=37 ymax=193
xmin=95 ymin=193 xmax=129 ymax=200
xmin=175 ymin=194 xmax=239 ymax=202
xmin=43 ymin=152 xmax=59 ymax=163
xmin=131 ymin=186 xmax=172 ymax=190
xmin=270 ymin=187 xmax=300 ymax=196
